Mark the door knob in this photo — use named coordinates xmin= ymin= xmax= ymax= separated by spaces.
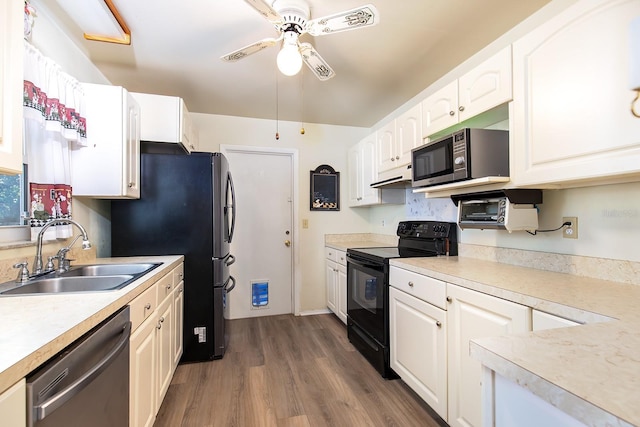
xmin=284 ymin=240 xmax=291 ymax=247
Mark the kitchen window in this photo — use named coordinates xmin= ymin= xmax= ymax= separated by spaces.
xmin=0 ymin=165 xmax=30 ymax=243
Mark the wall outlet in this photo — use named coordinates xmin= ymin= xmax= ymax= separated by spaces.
xmin=563 ymin=216 xmax=578 ymax=239
xmin=381 ymin=219 xmax=386 ymax=227
xmin=302 ymin=219 xmax=308 ymax=229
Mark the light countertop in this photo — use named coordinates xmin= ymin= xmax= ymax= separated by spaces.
xmin=390 ymin=256 xmax=640 ymax=427
xmin=0 ymin=255 xmax=183 ymax=393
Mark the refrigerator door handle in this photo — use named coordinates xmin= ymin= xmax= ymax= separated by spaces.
xmin=224 ymin=275 xmax=236 ymax=293
xmin=226 ymin=254 xmax=236 ymax=266
xmin=227 ymin=171 xmax=236 ymax=244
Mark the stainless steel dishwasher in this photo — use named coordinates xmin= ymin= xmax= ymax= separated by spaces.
xmin=26 ymin=306 xmax=131 ymax=427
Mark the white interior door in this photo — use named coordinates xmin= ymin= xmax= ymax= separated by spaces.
xmin=223 ymin=147 xmax=294 ymax=319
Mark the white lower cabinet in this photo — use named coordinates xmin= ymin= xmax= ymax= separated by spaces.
xmin=130 ymin=308 xmax=158 ymax=427
xmin=325 ymin=247 xmax=347 ymax=324
xmin=389 ymin=286 xmax=447 ymax=420
xmin=491 ymin=372 xmax=587 ymax=427
xmin=532 ymin=310 xmax=580 ymax=331
xmin=0 ymin=378 xmax=26 ymax=427
xmin=129 ymin=264 xmax=184 ymax=427
xmin=447 ymin=284 xmax=531 ymax=427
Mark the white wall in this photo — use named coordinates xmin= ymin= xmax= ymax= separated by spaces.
xmin=192 ymin=113 xmax=370 ymax=312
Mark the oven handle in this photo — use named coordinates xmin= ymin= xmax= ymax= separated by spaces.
xmin=346 ymin=254 xmax=383 ymax=271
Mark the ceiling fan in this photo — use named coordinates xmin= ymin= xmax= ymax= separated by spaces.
xmin=220 ymin=0 xmax=379 ymax=81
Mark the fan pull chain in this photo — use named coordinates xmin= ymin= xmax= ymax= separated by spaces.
xmin=300 ymin=70 xmax=305 ymax=135
xmin=275 ymin=68 xmax=280 ymax=140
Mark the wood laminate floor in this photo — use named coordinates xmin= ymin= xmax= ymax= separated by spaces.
xmin=154 ymin=314 xmax=445 ymax=427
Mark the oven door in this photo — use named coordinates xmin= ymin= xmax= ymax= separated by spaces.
xmin=411 ymin=133 xmax=456 ymax=188
xmin=347 ymin=255 xmax=386 ymax=344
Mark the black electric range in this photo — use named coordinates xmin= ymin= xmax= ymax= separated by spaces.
xmin=346 ymin=220 xmax=458 ymax=378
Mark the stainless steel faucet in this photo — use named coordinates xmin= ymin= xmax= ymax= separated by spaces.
xmin=33 ymin=219 xmax=91 ymax=275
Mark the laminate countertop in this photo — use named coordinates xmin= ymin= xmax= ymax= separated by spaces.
xmin=391 ymin=256 xmax=640 ymax=427
xmin=0 ymin=255 xmax=183 ymax=394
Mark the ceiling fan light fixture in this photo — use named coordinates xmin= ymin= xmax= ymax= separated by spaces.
xmin=277 ymin=32 xmax=303 ymax=76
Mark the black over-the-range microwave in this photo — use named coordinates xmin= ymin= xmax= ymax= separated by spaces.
xmin=411 ymin=128 xmax=509 ymax=188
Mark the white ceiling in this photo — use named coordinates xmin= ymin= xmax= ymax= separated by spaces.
xmin=45 ymin=0 xmax=552 ymax=128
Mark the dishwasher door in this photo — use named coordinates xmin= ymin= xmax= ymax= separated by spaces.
xmin=26 ymin=306 xmax=131 ymax=427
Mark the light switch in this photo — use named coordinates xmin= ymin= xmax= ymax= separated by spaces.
xmin=302 ymin=219 xmax=309 ymax=229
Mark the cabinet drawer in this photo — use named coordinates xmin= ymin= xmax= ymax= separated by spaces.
xmin=389 ymin=266 xmax=446 ymax=310
xmin=325 ymin=247 xmax=338 ymax=262
xmin=335 ymin=250 xmax=347 ymax=266
xmin=130 ymin=283 xmax=157 ymax=332
xmin=172 ymin=263 xmax=184 ymax=286
xmin=156 ymin=272 xmax=174 ymax=305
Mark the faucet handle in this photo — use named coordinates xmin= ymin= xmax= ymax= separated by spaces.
xmin=45 ymin=256 xmax=56 ymax=272
xmin=13 ymin=262 xmax=30 ymax=283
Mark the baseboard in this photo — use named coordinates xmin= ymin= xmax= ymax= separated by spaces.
xmin=298 ymin=308 xmax=332 ymax=316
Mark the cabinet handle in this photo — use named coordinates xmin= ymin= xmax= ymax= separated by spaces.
xmin=446 ymin=296 xmax=452 ymax=303
xmin=436 ymin=321 xmax=442 ymax=328
xmin=395 ymin=155 xmax=399 ymax=160
xmin=167 ymin=284 xmax=172 ymax=290
xmin=128 ymin=182 xmax=134 ymax=188
xmin=145 ymin=303 xmax=151 ymax=310
xmin=458 ymin=106 xmax=465 ymax=112
xmin=408 ymin=281 xmax=414 ymax=287
xmin=391 ymin=157 xmax=395 ymax=161
xmin=179 ymin=287 xmax=184 ymax=293
xmin=449 ymin=111 xmax=455 ymax=116
xmin=160 ymin=316 xmax=165 ymax=323
xmin=157 ymin=321 xmax=162 ymax=330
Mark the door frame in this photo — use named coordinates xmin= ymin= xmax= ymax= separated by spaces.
xmin=220 ymin=144 xmax=300 ymax=316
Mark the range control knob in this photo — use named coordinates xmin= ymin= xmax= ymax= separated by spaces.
xmin=454 ymin=156 xmax=465 ymax=165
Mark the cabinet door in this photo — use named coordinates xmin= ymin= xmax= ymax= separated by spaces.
xmin=532 ymin=310 xmax=580 ymax=331
xmin=156 ymin=296 xmax=173 ymax=411
xmin=173 ymin=281 xmax=184 ymax=368
xmin=181 ymin=100 xmax=198 ymax=152
xmin=0 ymin=0 xmax=23 ymax=174
xmin=347 ymin=144 xmax=362 ymax=206
xmin=0 ymin=379 xmax=26 ymax=427
xmin=458 ymin=46 xmax=512 ymax=122
xmin=396 ymin=104 xmax=423 ymax=168
xmin=511 ymin=0 xmax=640 ymax=187
xmin=337 ymin=264 xmax=347 ymax=324
xmin=377 ymin=121 xmax=396 ymax=172
xmin=447 ymin=284 xmax=530 ymax=427
xmin=124 ymin=93 xmax=141 ymax=198
xmin=360 ymin=134 xmax=380 ymax=205
xmin=130 ymin=314 xmax=157 ymax=427
xmin=389 ymin=287 xmax=447 ymax=420
xmin=325 ymin=259 xmax=337 ymax=313
xmin=422 ymin=80 xmax=458 ymax=137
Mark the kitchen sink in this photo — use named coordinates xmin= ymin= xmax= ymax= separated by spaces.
xmin=60 ymin=263 xmax=161 ymax=277
xmin=0 ymin=262 xmax=162 ymax=296
xmin=0 ymin=275 xmax=135 ymax=295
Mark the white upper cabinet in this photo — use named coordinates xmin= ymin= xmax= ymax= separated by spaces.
xmin=511 ymin=0 xmax=640 ymax=188
xmin=0 ymin=0 xmax=23 ymax=174
xmin=132 ymin=93 xmax=199 ymax=153
xmin=377 ymin=103 xmax=423 ymax=174
xmin=72 ymin=84 xmax=141 ymax=198
xmin=422 ymin=47 xmax=512 ymax=138
xmin=349 ymin=132 xmax=405 ymax=207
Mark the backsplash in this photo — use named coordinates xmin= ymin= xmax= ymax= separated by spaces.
xmin=405 ymin=191 xmax=457 ymax=221
xmin=0 ymin=245 xmax=97 ymax=283
xmin=460 ymin=243 xmax=640 ymax=286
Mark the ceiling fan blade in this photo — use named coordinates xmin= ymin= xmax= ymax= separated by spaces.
xmin=243 ymin=0 xmax=283 ymax=25
xmin=306 ymin=4 xmax=379 ymax=36
xmin=299 ymin=43 xmax=335 ymax=81
xmin=220 ymin=38 xmax=279 ymax=62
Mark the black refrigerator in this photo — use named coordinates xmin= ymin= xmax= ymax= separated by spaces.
xmin=111 ymin=151 xmax=236 ymax=362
